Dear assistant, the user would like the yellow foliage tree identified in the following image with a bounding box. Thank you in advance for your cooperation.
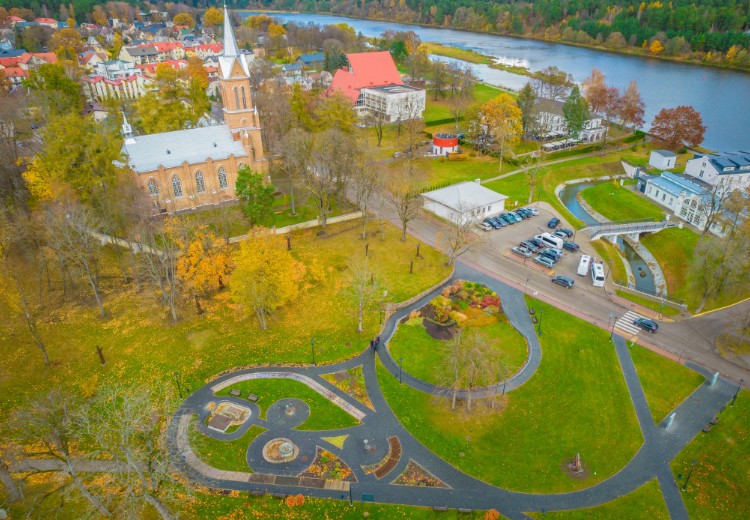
[480,94,523,172]
[173,13,195,28]
[229,231,305,330]
[649,39,664,54]
[202,7,223,28]
[176,226,231,314]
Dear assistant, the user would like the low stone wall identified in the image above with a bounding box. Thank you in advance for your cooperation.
[210,371,367,421]
[229,212,363,243]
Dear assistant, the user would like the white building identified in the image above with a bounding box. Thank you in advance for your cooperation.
[82,74,153,101]
[422,181,507,223]
[534,99,605,142]
[649,150,677,170]
[684,151,750,190]
[360,84,426,123]
[94,59,139,80]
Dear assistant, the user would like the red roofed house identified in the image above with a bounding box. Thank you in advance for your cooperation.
[34,18,59,29]
[7,16,25,27]
[327,51,425,122]
[2,67,28,85]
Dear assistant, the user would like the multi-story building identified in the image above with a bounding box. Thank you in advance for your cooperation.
[684,151,750,190]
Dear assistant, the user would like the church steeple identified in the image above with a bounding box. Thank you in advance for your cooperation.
[121,111,132,138]
[222,4,239,57]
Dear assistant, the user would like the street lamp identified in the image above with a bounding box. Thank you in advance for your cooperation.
[399,357,403,384]
[172,371,183,398]
[731,379,744,406]
[536,308,544,335]
[311,338,316,366]
[682,459,698,491]
[525,276,530,294]
[609,312,617,341]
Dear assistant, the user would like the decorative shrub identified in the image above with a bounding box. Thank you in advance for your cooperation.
[463,307,485,319]
[433,304,451,324]
[463,315,498,328]
[480,295,501,308]
[405,317,424,327]
[431,295,452,308]
[483,305,499,315]
[408,310,421,320]
[449,310,468,324]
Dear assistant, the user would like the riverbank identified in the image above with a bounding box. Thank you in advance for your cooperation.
[242,10,750,75]
[418,42,532,78]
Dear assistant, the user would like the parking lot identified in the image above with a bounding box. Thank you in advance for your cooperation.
[478,206,611,295]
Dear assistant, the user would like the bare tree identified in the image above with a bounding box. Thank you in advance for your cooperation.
[14,388,112,517]
[345,253,385,333]
[135,219,181,322]
[0,440,22,504]
[351,151,381,240]
[437,207,483,266]
[689,234,750,312]
[387,164,423,242]
[447,63,475,130]
[696,180,736,237]
[280,127,313,216]
[365,108,388,148]
[43,203,106,318]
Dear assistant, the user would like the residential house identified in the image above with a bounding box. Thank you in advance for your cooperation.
[82,74,153,101]
[94,59,138,80]
[533,98,605,142]
[422,181,508,222]
[649,150,677,170]
[327,51,425,121]
[119,45,160,65]
[297,52,324,67]
[78,51,109,72]
[34,18,59,29]
[684,151,750,190]
[2,67,27,85]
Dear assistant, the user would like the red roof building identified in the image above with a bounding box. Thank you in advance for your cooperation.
[327,51,403,103]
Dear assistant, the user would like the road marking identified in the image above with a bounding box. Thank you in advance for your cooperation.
[615,310,644,336]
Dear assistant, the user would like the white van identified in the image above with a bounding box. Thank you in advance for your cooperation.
[538,232,564,250]
[577,255,591,276]
[591,263,605,287]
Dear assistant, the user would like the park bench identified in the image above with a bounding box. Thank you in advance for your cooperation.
[250,490,264,496]
[433,506,448,511]
[458,508,473,514]
[272,493,286,499]
[230,389,241,397]
[246,393,259,402]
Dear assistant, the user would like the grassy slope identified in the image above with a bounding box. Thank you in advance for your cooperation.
[188,420,266,472]
[388,318,528,385]
[580,181,665,221]
[215,378,360,430]
[0,221,450,416]
[671,391,750,520]
[630,345,705,423]
[526,479,668,519]
[378,298,643,493]
[640,228,699,306]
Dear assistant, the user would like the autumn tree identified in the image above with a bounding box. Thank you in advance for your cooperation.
[50,27,83,61]
[618,80,646,130]
[24,63,83,117]
[562,86,590,140]
[650,106,706,150]
[532,66,573,100]
[279,128,313,215]
[437,207,483,266]
[516,82,536,135]
[0,85,29,207]
[136,218,181,322]
[92,5,108,25]
[235,167,275,226]
[689,234,750,312]
[387,163,423,242]
[230,231,304,330]
[176,226,231,314]
[314,90,357,133]
[173,12,195,28]
[446,62,475,130]
[345,253,385,333]
[351,151,381,240]
[202,7,223,27]
[581,68,608,116]
[481,94,523,172]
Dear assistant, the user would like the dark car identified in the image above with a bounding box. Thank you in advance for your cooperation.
[551,275,575,288]
[512,210,530,220]
[558,228,574,238]
[540,248,562,262]
[484,217,501,229]
[529,238,545,249]
[515,208,531,218]
[634,318,659,333]
[563,241,580,252]
[548,217,561,229]
[520,240,540,252]
[491,216,507,227]
[534,255,556,268]
[552,230,568,241]
[500,213,516,225]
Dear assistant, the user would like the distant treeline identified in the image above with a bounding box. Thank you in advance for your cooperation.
[243,0,750,67]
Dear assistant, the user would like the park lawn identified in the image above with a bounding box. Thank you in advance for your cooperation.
[215,378,360,430]
[590,240,628,283]
[419,42,493,65]
[377,298,643,493]
[388,317,528,386]
[629,346,705,423]
[188,419,265,472]
[580,182,665,221]
[422,155,513,188]
[640,228,699,307]
[671,390,750,520]
[0,221,450,417]
[614,290,682,316]
[526,479,668,519]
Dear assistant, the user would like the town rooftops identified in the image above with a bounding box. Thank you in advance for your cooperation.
[281,62,302,72]
[126,46,159,56]
[422,181,508,213]
[649,171,708,198]
[122,125,247,173]
[652,149,677,158]
[695,151,750,174]
[297,52,324,64]
[328,51,403,102]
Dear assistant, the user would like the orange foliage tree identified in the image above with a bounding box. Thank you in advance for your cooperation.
[176,226,231,314]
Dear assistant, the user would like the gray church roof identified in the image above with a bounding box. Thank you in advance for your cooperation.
[122,125,247,173]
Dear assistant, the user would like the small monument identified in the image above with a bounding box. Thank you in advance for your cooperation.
[569,452,583,474]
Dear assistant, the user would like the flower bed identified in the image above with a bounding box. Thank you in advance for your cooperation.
[300,447,356,482]
[321,365,374,411]
[393,460,449,488]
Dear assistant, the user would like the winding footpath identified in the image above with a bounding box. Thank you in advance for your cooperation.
[166,263,736,518]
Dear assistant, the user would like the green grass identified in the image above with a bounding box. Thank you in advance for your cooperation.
[671,390,750,520]
[388,318,528,386]
[590,240,627,283]
[377,298,643,493]
[580,181,665,222]
[615,290,682,316]
[215,378,360,430]
[640,228,699,306]
[188,418,265,472]
[527,479,668,519]
[629,345,705,423]
[0,221,450,418]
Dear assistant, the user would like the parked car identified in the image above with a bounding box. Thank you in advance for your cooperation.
[552,231,568,240]
[534,255,556,268]
[529,238,545,249]
[540,248,562,262]
[547,217,560,228]
[551,275,575,288]
[512,246,533,258]
[520,240,541,252]
[563,241,580,252]
[500,213,516,225]
[508,212,523,223]
[491,216,507,227]
[484,218,501,229]
[634,318,659,333]
[512,210,530,220]
[477,222,493,232]
[558,228,574,238]
[517,208,533,218]
[524,207,540,216]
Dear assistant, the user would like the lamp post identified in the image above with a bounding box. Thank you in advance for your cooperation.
[525,276,530,294]
[609,312,617,341]
[311,338,316,366]
[731,379,744,406]
[536,308,544,335]
[172,371,183,398]
[399,357,403,384]
[682,459,698,491]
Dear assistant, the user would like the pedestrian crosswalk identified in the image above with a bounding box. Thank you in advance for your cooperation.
[614,311,644,336]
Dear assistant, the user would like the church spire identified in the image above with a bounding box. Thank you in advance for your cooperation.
[223,4,239,57]
[121,111,132,138]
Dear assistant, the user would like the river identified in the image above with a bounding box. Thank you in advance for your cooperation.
[242,11,750,151]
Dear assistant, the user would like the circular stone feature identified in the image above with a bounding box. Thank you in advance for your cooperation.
[262,438,300,464]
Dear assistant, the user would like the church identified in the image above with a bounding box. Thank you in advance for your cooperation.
[121,8,265,214]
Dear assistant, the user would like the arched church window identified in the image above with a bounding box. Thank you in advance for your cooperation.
[195,172,205,193]
[147,179,158,197]
[218,168,228,189]
[172,176,183,197]
[241,86,247,109]
[234,87,239,109]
